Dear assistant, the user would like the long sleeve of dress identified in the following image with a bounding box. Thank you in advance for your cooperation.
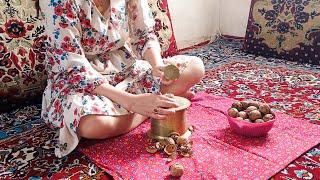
[127,0,161,59]
[42,0,106,94]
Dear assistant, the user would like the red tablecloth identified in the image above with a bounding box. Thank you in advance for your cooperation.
[80,93,320,179]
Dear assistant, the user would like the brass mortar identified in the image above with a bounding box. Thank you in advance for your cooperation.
[147,96,191,140]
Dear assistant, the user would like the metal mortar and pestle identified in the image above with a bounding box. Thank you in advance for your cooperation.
[147,65,192,140]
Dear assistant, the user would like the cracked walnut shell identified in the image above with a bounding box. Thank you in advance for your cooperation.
[169,132,180,141]
[164,144,177,155]
[146,146,157,154]
[176,136,188,146]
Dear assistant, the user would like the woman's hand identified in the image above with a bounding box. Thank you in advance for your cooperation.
[126,93,179,119]
[143,47,175,86]
[152,65,175,85]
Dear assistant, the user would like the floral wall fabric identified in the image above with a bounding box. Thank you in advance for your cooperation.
[0,0,177,112]
[149,0,178,57]
[244,0,320,65]
[0,0,47,112]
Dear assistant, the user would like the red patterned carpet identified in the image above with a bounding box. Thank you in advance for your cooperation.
[201,59,319,124]
[0,38,319,179]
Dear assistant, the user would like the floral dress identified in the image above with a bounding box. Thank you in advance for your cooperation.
[40,0,193,157]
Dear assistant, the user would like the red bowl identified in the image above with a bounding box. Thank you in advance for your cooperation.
[227,116,276,137]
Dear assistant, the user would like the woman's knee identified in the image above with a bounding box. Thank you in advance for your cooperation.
[77,115,115,139]
[186,56,205,82]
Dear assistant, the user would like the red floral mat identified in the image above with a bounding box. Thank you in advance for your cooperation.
[79,94,320,179]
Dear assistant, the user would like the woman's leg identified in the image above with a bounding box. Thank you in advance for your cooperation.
[77,113,147,139]
[161,56,205,98]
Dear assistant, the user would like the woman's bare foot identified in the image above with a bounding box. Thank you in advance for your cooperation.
[160,56,205,99]
[180,90,195,100]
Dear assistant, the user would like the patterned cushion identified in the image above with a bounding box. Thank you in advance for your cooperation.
[0,1,47,112]
[0,0,177,112]
[149,0,178,57]
[244,0,320,65]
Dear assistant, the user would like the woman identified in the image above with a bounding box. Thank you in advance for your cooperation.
[38,0,204,157]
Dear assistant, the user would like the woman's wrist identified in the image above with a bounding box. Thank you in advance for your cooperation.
[143,47,164,68]
[93,83,136,111]
[123,94,138,112]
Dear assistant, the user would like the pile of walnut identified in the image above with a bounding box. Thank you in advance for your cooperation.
[146,127,194,177]
[228,101,275,123]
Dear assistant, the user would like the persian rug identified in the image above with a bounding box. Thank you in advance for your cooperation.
[0,106,112,179]
[79,94,320,179]
[244,0,320,65]
[0,38,319,179]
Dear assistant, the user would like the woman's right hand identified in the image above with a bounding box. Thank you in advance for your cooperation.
[126,94,179,119]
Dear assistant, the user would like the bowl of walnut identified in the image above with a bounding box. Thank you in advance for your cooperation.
[227,101,276,137]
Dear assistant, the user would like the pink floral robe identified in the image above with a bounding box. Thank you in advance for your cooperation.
[40,0,195,157]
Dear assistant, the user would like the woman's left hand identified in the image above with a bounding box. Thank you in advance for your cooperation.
[152,65,175,85]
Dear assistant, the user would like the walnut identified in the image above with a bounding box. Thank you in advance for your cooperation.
[241,101,250,109]
[236,117,244,121]
[243,118,251,122]
[248,110,262,121]
[249,101,260,108]
[259,104,271,115]
[231,101,243,110]
[238,111,248,119]
[245,106,258,113]
[228,108,239,118]
[169,163,184,177]
[263,114,274,122]
[255,119,264,123]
